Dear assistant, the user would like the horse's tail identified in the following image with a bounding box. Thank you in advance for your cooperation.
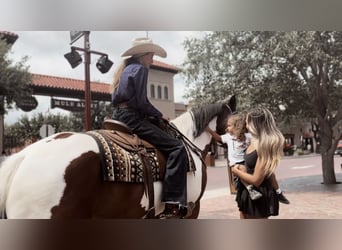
[0,153,25,218]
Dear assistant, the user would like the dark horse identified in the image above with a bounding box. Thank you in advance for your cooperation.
[0,97,235,218]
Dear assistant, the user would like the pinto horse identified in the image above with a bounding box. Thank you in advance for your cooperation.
[0,97,235,219]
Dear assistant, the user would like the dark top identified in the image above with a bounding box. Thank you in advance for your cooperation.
[111,62,162,118]
[244,150,258,174]
[235,149,279,217]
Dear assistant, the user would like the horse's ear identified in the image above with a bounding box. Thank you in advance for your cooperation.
[228,95,237,112]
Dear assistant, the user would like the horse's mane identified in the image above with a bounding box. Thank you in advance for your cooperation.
[190,103,224,137]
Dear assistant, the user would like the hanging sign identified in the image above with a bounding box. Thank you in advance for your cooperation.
[69,31,84,45]
[51,98,99,112]
[16,96,38,112]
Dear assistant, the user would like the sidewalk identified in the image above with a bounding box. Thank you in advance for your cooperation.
[198,157,342,219]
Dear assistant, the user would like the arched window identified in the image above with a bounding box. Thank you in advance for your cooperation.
[157,86,162,99]
[150,84,155,98]
[164,86,168,100]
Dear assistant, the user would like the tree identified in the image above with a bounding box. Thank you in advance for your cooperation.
[0,38,32,113]
[70,101,112,131]
[182,31,342,184]
[182,31,269,108]
[0,34,33,153]
[4,113,76,150]
[91,101,113,129]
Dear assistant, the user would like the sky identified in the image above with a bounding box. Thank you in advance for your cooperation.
[5,31,206,125]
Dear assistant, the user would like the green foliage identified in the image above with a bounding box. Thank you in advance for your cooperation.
[182,31,341,121]
[91,101,113,129]
[4,113,77,148]
[70,101,113,130]
[0,39,32,115]
[4,101,113,148]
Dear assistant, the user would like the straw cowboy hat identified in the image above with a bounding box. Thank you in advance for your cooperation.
[121,37,167,58]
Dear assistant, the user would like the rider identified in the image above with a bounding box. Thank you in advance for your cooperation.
[110,37,188,219]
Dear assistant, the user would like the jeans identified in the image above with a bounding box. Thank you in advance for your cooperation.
[112,108,188,205]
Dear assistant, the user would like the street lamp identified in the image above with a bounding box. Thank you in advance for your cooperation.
[65,47,113,72]
[64,31,113,131]
[96,55,113,73]
[64,49,82,68]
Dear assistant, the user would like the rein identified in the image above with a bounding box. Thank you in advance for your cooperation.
[167,121,207,167]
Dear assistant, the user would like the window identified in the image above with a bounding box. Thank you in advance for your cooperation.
[157,86,162,99]
[164,86,168,100]
[150,84,155,98]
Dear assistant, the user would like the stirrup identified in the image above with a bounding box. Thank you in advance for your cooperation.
[159,203,182,219]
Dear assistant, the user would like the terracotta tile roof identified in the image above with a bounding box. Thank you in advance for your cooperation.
[30,60,179,94]
[152,60,180,73]
[31,74,111,94]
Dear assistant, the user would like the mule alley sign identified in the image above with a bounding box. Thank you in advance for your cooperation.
[51,98,99,112]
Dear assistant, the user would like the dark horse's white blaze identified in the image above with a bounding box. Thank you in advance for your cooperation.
[0,100,234,219]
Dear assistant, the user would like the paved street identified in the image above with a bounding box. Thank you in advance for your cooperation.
[198,154,342,219]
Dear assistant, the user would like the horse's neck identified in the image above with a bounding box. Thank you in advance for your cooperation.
[171,113,216,151]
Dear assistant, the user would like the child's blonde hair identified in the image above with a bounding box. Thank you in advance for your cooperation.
[226,113,247,142]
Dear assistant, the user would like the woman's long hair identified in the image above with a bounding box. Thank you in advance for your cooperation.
[110,53,149,93]
[110,59,128,93]
[246,107,284,177]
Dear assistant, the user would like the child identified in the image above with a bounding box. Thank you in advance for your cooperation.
[206,112,290,204]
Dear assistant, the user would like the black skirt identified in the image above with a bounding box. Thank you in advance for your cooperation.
[235,177,279,218]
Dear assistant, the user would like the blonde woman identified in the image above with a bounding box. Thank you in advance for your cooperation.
[231,107,285,219]
[207,112,289,203]
[206,113,262,200]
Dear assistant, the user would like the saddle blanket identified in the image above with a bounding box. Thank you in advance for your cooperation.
[87,130,161,183]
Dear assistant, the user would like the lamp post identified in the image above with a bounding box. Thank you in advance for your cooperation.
[64,31,113,131]
[84,31,91,131]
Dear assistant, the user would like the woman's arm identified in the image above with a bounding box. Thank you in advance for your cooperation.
[231,159,265,187]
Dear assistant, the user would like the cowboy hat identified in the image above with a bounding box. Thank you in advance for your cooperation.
[121,37,167,58]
